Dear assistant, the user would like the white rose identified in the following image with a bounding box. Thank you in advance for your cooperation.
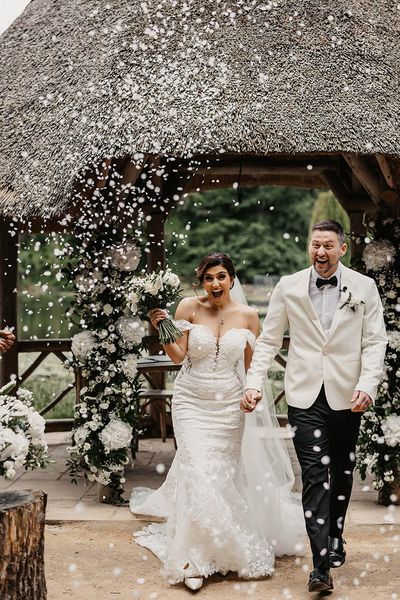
[144,276,162,295]
[103,304,113,315]
[116,317,145,344]
[5,467,16,480]
[71,331,96,361]
[99,419,132,452]
[163,270,180,289]
[73,426,88,446]
[121,355,138,379]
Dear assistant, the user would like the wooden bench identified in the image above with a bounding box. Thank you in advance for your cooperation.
[139,389,173,442]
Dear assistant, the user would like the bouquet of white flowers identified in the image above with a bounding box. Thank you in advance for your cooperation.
[0,382,50,480]
[127,268,183,344]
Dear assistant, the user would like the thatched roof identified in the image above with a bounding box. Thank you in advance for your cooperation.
[0,0,399,217]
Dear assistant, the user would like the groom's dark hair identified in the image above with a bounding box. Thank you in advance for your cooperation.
[312,220,345,245]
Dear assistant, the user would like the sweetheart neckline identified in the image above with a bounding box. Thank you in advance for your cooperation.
[190,322,253,342]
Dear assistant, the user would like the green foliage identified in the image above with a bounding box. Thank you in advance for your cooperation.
[356,216,400,493]
[308,191,351,265]
[19,233,73,290]
[165,186,316,281]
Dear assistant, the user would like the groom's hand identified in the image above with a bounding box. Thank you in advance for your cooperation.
[240,389,262,413]
[351,390,372,412]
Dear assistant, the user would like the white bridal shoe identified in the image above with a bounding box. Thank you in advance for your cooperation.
[184,577,204,591]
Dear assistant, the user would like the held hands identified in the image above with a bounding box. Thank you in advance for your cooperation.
[0,329,16,353]
[351,390,373,412]
[149,308,168,330]
[240,389,262,413]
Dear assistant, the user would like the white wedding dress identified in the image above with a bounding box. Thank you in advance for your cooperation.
[130,320,305,584]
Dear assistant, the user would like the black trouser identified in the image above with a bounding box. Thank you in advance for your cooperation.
[288,386,362,571]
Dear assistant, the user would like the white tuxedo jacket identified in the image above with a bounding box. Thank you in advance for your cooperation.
[246,264,387,410]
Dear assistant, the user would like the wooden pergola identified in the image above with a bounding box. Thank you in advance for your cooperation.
[1,149,399,431]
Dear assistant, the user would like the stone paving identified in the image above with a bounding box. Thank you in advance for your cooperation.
[0,432,398,526]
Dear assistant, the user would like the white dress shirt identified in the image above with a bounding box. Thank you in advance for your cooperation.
[309,263,342,337]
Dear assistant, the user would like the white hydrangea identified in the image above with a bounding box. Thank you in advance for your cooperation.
[71,331,96,361]
[381,415,400,447]
[0,429,29,462]
[27,411,46,442]
[99,420,133,452]
[121,354,138,379]
[107,241,141,271]
[363,239,396,271]
[116,316,145,344]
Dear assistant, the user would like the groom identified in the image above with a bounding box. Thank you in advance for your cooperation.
[242,220,387,592]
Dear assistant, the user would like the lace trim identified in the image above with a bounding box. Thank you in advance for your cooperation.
[172,319,193,332]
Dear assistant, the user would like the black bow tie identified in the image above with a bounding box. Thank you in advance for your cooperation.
[316,275,338,289]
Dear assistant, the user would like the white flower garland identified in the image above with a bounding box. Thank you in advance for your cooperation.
[65,232,145,504]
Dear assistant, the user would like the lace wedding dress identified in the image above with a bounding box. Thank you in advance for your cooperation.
[130,320,305,584]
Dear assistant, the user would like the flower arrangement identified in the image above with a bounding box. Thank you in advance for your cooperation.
[357,216,400,504]
[339,288,364,312]
[0,382,50,480]
[126,268,182,344]
[64,227,146,504]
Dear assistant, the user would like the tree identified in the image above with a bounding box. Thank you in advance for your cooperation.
[308,191,351,265]
[165,186,316,281]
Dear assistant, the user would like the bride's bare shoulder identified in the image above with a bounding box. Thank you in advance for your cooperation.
[235,303,258,317]
[175,296,202,320]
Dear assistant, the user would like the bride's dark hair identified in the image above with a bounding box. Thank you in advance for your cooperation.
[195,252,236,286]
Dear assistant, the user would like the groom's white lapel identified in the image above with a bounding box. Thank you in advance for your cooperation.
[297,267,325,339]
[327,264,354,340]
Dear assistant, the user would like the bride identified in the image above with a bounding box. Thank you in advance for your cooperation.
[130,252,305,590]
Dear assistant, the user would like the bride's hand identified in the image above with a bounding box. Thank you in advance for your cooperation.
[149,308,168,329]
[240,389,262,413]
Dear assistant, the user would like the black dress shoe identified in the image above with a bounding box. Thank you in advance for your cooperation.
[329,536,346,568]
[308,569,333,592]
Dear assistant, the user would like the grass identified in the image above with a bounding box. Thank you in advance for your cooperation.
[19,353,76,419]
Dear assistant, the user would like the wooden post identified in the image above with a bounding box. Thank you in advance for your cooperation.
[0,217,18,386]
[348,210,367,265]
[0,490,47,600]
[145,208,167,435]
[146,209,166,273]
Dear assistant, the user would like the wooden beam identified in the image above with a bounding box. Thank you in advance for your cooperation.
[186,172,327,193]
[320,170,376,213]
[375,154,395,188]
[342,153,385,207]
[0,218,18,385]
[194,161,335,177]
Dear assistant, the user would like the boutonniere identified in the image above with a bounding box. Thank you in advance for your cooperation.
[339,287,365,312]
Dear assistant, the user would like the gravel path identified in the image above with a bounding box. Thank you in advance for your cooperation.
[46,521,399,599]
